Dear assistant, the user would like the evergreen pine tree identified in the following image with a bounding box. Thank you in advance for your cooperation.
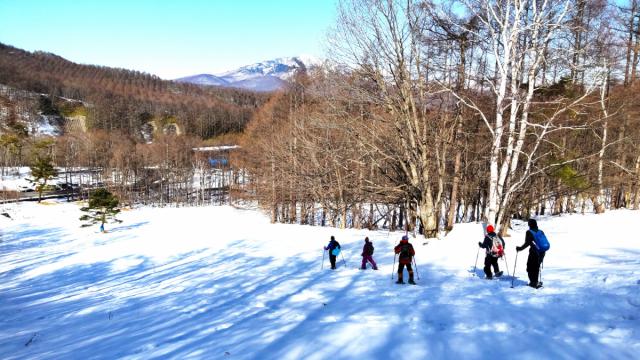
[79,188,122,230]
[28,156,58,203]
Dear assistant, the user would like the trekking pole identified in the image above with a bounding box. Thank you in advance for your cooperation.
[391,254,397,281]
[502,252,511,279]
[472,247,480,276]
[341,251,348,268]
[511,251,519,288]
[412,257,421,280]
[321,249,325,270]
[539,260,544,285]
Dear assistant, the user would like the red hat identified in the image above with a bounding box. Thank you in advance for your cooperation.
[486,225,495,233]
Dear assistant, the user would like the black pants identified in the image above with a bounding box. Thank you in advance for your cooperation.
[397,263,414,281]
[484,255,500,278]
[329,254,337,269]
[526,251,545,285]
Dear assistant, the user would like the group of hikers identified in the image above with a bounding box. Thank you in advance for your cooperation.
[324,218,549,289]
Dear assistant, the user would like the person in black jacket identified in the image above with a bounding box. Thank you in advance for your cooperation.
[516,219,545,288]
[360,237,378,270]
[478,224,505,279]
[324,236,341,270]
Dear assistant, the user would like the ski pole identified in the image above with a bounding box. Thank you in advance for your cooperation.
[392,254,396,281]
[321,248,326,270]
[502,252,511,279]
[412,256,420,280]
[341,251,347,268]
[473,247,480,276]
[539,259,544,285]
[511,251,519,288]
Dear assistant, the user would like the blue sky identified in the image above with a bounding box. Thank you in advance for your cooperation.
[0,0,336,79]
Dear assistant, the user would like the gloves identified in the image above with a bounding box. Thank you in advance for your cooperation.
[478,242,483,247]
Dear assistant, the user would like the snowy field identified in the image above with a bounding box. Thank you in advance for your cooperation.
[0,202,638,359]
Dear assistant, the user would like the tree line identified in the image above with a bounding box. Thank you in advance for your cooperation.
[237,0,640,237]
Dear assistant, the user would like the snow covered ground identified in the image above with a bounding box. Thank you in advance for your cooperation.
[0,202,638,359]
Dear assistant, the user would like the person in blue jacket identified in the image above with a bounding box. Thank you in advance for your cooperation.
[324,236,341,270]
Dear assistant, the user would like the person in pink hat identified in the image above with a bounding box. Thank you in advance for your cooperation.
[360,237,378,270]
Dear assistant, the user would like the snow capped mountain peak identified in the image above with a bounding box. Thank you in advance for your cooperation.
[175,73,228,86]
[219,56,317,82]
[176,56,323,92]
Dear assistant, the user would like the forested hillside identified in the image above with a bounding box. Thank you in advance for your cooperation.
[0,43,268,207]
[0,42,267,138]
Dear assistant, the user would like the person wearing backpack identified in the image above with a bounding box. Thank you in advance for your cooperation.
[478,224,505,280]
[394,235,416,284]
[360,237,378,270]
[516,219,548,288]
[324,236,341,270]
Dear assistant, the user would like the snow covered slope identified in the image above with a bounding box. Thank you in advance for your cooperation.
[176,56,321,92]
[0,202,638,359]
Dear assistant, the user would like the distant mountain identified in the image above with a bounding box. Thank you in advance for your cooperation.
[176,56,322,92]
[175,74,229,87]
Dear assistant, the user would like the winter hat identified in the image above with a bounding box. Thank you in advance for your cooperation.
[527,219,538,230]
[331,235,335,241]
[364,237,369,242]
[402,235,409,241]
[486,225,495,233]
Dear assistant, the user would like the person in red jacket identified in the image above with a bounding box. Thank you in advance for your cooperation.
[394,235,416,284]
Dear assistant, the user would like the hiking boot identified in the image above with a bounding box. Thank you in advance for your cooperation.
[373,267,379,270]
[495,271,503,277]
[408,280,416,285]
[360,267,366,270]
[395,280,405,284]
[486,276,493,280]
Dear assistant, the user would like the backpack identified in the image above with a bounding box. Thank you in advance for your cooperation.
[331,241,341,256]
[399,243,411,258]
[364,242,374,256]
[488,234,504,258]
[529,229,550,253]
